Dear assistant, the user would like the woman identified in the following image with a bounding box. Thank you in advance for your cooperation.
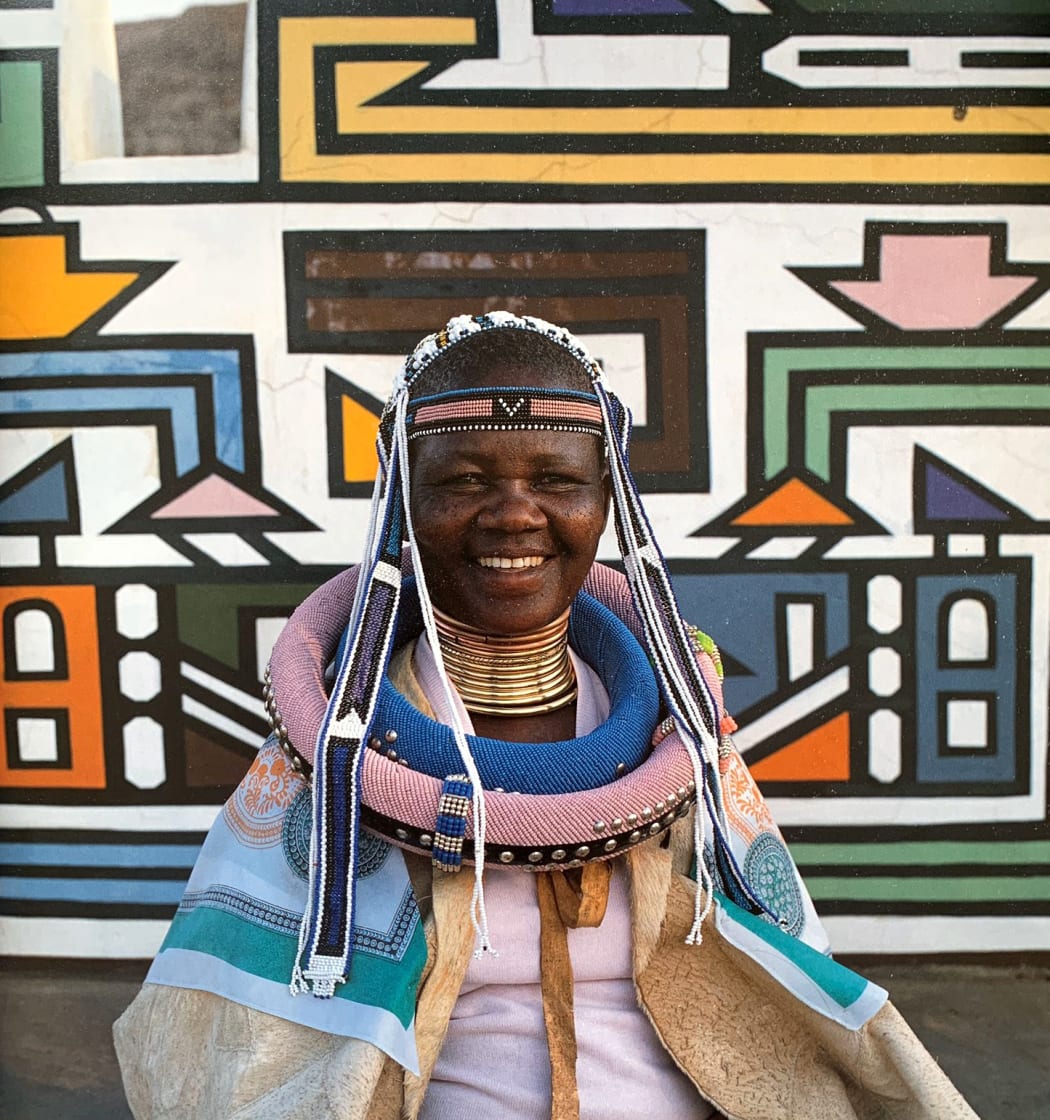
[116,312,977,1119]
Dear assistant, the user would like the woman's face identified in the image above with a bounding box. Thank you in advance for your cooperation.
[410,423,609,636]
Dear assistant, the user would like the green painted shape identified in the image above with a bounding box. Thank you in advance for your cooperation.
[176,583,318,668]
[761,346,1050,480]
[806,383,1050,480]
[790,840,1050,866]
[716,893,869,1008]
[806,876,1050,902]
[795,0,1047,11]
[0,61,45,189]
[161,903,425,1028]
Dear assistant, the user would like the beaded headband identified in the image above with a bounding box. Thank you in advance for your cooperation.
[291,312,762,999]
[405,386,604,441]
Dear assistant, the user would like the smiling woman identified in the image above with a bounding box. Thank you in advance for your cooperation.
[114,313,978,1120]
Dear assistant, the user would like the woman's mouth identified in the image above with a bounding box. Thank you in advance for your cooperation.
[476,555,547,570]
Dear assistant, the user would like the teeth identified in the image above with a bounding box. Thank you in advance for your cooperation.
[478,556,545,569]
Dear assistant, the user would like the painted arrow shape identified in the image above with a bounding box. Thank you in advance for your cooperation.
[0,233,140,340]
[829,234,1038,330]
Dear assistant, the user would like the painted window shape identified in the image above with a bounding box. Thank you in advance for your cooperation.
[939,694,997,756]
[940,592,995,668]
[915,575,1016,786]
[776,594,826,685]
[4,709,72,770]
[3,600,69,681]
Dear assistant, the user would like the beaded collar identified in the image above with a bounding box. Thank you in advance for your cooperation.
[269,580,699,873]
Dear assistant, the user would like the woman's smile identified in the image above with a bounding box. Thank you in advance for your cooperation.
[475,554,547,570]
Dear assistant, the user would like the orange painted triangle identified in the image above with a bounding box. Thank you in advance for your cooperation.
[749,711,850,782]
[341,394,381,484]
[731,477,855,528]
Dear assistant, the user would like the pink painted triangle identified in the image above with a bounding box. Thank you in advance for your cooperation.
[150,474,281,519]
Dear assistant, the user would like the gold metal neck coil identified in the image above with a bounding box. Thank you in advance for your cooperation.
[432,606,577,717]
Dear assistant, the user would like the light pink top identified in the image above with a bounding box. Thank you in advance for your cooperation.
[415,636,714,1120]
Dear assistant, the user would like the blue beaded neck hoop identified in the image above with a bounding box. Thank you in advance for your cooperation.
[292,311,762,999]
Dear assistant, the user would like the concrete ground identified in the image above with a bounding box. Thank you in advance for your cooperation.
[1,959,1047,1118]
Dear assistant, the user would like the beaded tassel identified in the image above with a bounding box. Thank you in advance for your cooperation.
[432,774,473,873]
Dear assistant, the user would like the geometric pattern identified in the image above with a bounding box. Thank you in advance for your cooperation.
[1,0,1047,959]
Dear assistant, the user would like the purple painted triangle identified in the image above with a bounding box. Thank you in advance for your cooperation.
[925,462,1010,522]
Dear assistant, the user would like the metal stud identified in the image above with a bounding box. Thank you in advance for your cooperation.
[615,762,627,777]
[611,817,623,830]
[629,830,642,843]
[593,820,607,834]
[551,849,566,861]
[574,845,590,859]
[419,834,432,848]
[395,828,408,841]
[648,821,661,835]
[385,729,398,743]
[654,800,665,814]
[527,851,543,863]
[398,758,409,767]
[603,838,617,852]
[677,786,688,799]
[369,737,382,750]
[626,813,639,826]
[641,806,653,820]
[499,850,514,863]
[386,749,398,761]
[687,780,696,793]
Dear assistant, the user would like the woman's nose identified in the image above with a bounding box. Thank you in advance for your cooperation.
[475,483,546,533]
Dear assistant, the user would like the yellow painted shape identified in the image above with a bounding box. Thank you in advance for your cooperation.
[283,151,1050,186]
[279,14,1049,186]
[335,61,435,134]
[279,17,476,181]
[0,235,139,340]
[341,394,380,484]
[334,65,1050,137]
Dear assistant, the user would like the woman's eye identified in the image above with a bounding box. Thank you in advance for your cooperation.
[444,473,486,488]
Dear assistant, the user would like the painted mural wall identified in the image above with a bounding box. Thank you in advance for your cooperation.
[1,0,1048,960]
